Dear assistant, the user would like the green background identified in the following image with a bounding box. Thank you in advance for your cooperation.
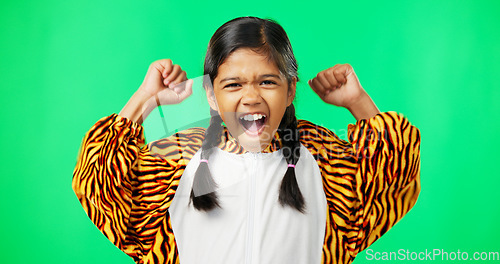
[1,0,499,263]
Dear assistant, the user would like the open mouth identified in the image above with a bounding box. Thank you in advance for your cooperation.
[238,113,267,136]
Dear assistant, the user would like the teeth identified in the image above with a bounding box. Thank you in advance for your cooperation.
[240,113,266,121]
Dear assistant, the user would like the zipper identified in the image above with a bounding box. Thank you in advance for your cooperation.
[245,152,258,264]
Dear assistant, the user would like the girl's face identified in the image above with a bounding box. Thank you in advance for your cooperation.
[207,48,296,152]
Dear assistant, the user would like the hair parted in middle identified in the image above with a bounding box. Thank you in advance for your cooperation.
[191,16,305,213]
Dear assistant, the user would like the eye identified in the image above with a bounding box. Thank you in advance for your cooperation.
[261,80,277,86]
[224,83,241,88]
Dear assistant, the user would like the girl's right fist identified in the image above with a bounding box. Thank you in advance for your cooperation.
[138,59,193,105]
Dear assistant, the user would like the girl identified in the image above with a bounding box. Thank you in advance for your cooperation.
[73,16,420,264]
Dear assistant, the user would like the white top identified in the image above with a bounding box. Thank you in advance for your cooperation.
[168,144,327,264]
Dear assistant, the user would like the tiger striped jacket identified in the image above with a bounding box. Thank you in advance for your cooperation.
[72,111,420,264]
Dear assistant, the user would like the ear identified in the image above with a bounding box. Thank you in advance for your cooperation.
[287,77,297,107]
[205,87,218,111]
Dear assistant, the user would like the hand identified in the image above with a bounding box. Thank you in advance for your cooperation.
[138,59,193,105]
[308,64,366,109]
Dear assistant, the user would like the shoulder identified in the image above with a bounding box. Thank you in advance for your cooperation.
[346,111,420,143]
[144,127,206,160]
[151,127,206,145]
[297,119,350,148]
[297,119,333,137]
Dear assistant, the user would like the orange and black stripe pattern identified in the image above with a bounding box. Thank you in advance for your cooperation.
[72,111,420,264]
[298,111,420,263]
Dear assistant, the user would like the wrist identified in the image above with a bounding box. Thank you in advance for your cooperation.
[135,88,155,107]
[345,91,369,110]
[119,89,156,125]
[346,92,380,121]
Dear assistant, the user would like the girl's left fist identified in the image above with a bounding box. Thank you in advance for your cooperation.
[308,64,366,108]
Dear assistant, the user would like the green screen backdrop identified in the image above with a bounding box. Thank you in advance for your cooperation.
[1,0,499,263]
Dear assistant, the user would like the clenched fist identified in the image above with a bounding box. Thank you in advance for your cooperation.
[119,59,194,124]
[138,59,193,105]
[309,63,380,121]
[308,64,366,109]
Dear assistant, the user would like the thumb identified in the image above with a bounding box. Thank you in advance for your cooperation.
[176,79,193,101]
[343,64,356,81]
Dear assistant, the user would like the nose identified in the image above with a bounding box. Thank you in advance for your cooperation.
[241,85,262,106]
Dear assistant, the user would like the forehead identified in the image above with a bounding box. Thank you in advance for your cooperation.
[216,48,281,79]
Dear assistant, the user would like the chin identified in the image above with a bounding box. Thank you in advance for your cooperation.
[237,135,265,152]
[237,127,276,152]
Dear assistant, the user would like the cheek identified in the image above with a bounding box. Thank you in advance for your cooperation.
[267,89,289,108]
[271,107,287,126]
[213,91,229,111]
[213,93,239,127]
[268,95,289,126]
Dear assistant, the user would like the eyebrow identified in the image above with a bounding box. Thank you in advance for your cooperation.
[219,74,281,83]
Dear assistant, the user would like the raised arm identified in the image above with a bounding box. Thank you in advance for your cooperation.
[346,111,420,254]
[72,113,146,258]
[309,65,420,257]
[72,59,193,261]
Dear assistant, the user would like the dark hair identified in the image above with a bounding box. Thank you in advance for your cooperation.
[190,16,305,213]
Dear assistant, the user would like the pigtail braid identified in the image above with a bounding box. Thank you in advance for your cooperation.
[277,104,306,213]
[190,109,224,211]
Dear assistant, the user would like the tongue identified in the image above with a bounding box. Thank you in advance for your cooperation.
[241,116,266,133]
[246,121,259,132]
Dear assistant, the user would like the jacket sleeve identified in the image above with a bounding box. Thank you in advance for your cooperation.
[72,113,182,261]
[347,111,421,255]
